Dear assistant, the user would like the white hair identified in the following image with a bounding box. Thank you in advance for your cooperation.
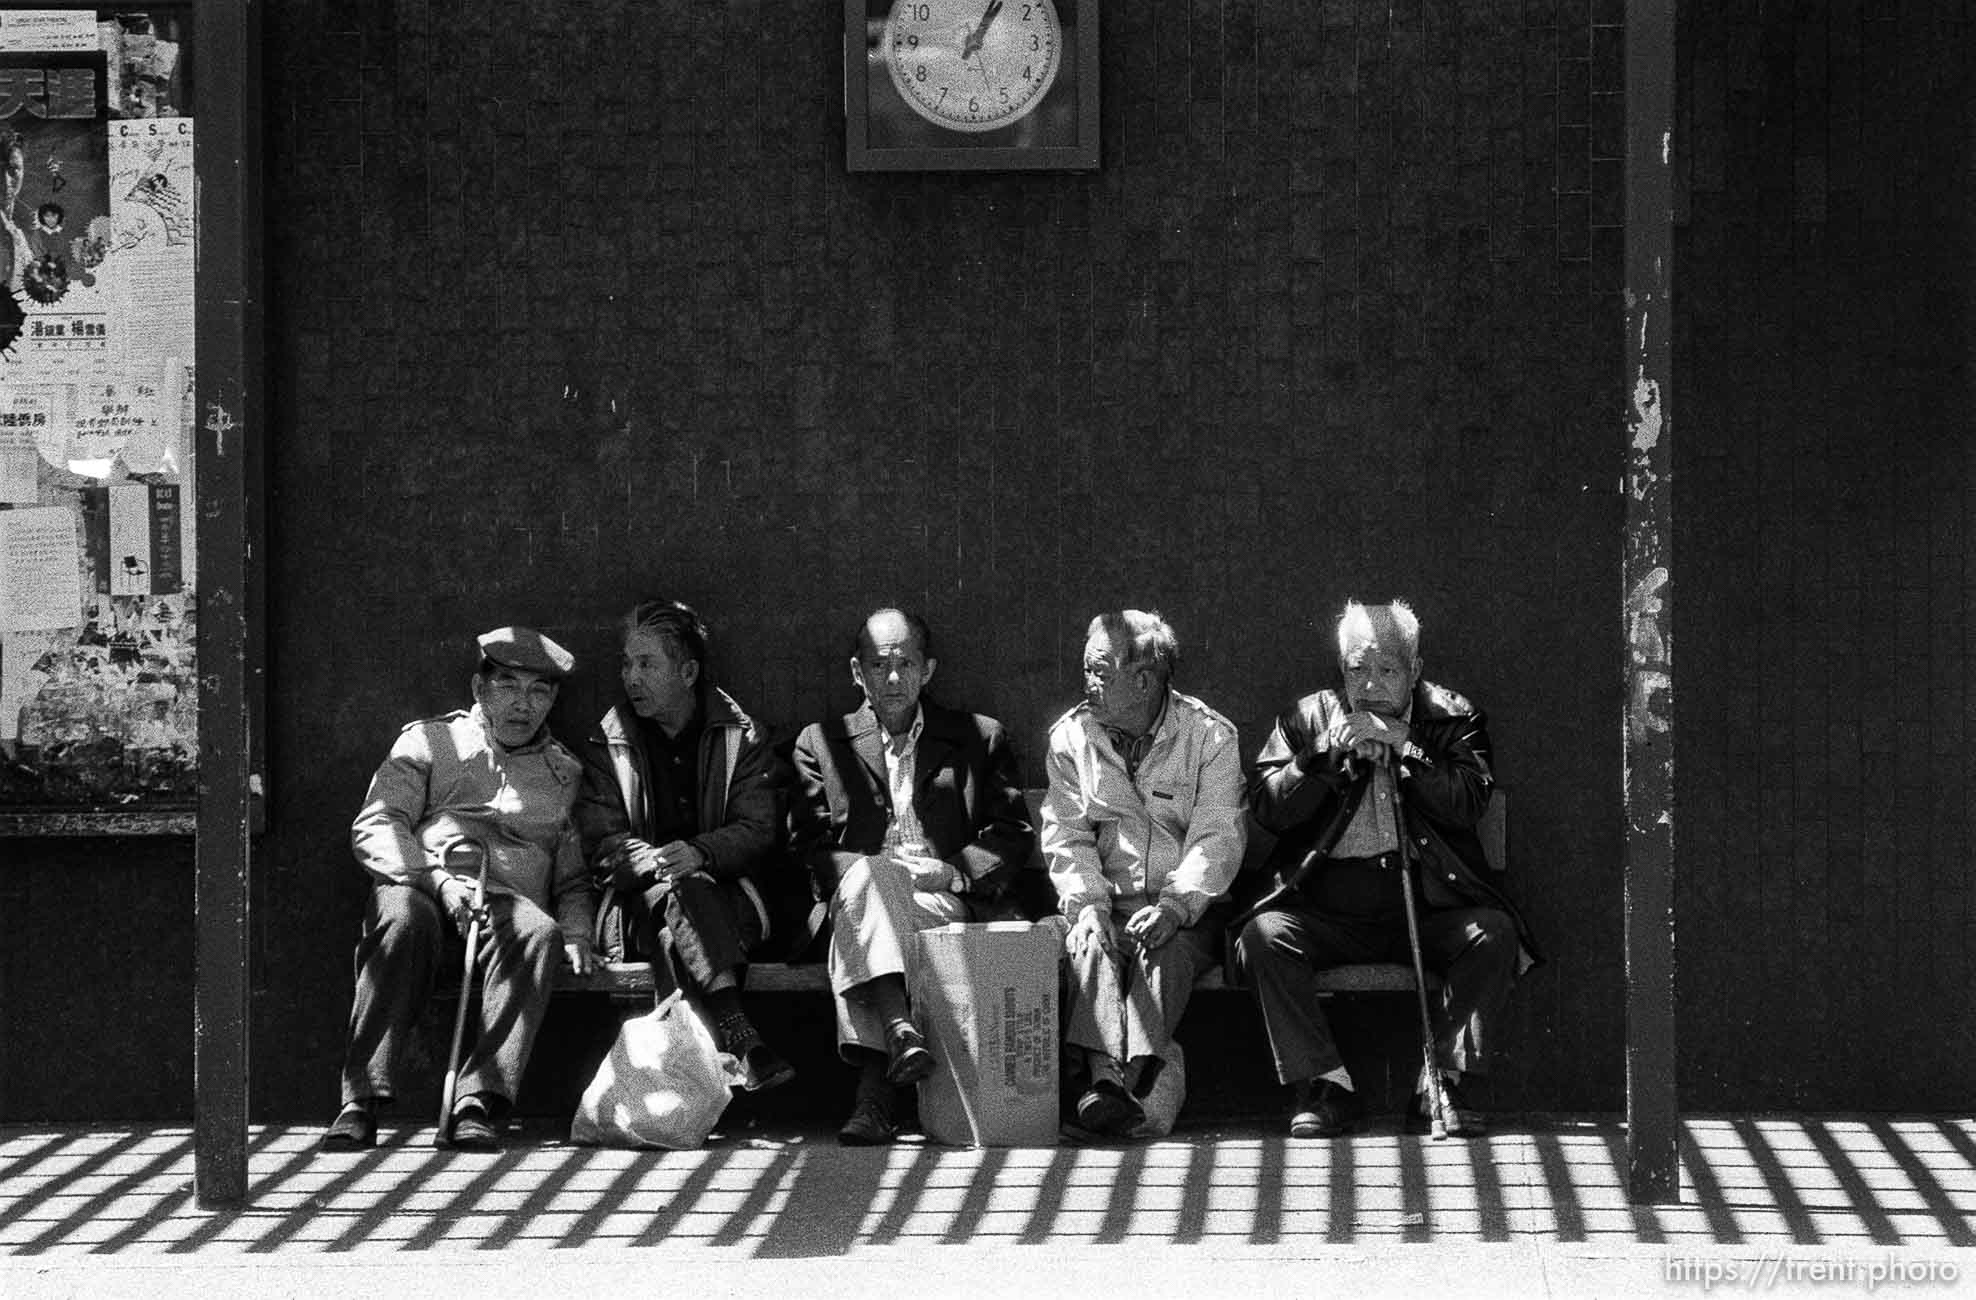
[1337,599,1421,665]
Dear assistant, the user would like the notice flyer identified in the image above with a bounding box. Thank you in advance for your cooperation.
[108,116,193,372]
[0,503,83,630]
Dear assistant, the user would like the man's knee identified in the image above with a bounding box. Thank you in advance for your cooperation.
[366,884,443,948]
[1461,908,1518,971]
[503,898,561,955]
[1231,911,1297,982]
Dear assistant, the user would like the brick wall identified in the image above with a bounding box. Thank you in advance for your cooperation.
[1673,1,1972,1108]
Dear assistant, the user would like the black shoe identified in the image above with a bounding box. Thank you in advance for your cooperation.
[447,1098,500,1151]
[738,1042,796,1092]
[1407,1076,1485,1137]
[884,1021,936,1086]
[837,1091,898,1146]
[1074,1079,1144,1139]
[320,1101,376,1151]
[1288,1079,1363,1139]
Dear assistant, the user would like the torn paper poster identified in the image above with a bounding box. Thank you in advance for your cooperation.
[0,502,83,629]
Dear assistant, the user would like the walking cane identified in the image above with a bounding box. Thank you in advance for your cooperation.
[435,839,490,1148]
[1390,756,1451,1141]
[1397,851,1451,1140]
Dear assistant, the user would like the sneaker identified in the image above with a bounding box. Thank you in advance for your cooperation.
[1407,1076,1485,1137]
[1074,1079,1144,1139]
[320,1101,376,1151]
[837,1091,898,1146]
[1288,1079,1363,1139]
[884,1020,936,1086]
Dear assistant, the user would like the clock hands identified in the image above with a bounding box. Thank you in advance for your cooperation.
[959,0,1003,65]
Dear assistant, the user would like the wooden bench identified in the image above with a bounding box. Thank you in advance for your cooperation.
[556,790,1505,1004]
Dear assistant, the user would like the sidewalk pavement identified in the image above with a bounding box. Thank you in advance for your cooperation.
[4,1115,1972,1299]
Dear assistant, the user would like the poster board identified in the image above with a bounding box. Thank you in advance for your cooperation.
[0,7,198,829]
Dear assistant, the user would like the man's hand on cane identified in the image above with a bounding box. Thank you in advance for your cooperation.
[437,876,486,939]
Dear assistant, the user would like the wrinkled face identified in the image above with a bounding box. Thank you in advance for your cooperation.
[1339,640,1419,717]
[853,612,935,736]
[1082,630,1158,732]
[473,665,558,747]
[620,628,699,721]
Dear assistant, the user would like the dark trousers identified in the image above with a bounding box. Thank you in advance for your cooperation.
[1230,873,1518,1085]
[619,872,763,1006]
[339,883,559,1109]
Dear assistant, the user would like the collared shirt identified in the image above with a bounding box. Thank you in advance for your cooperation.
[1328,702,1414,860]
[1041,689,1247,926]
[636,709,703,845]
[879,706,928,854]
[1100,693,1169,783]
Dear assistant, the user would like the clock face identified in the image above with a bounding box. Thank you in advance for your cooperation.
[884,0,1062,134]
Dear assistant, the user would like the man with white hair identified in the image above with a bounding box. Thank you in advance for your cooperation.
[1043,609,1247,1139]
[1231,600,1540,1139]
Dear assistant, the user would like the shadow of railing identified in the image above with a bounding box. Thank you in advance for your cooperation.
[1,1115,1969,1257]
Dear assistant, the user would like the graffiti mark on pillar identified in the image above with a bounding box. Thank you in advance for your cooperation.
[205,402,236,458]
[1626,565,1671,739]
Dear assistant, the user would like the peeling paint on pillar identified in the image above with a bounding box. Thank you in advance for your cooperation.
[1624,0,1679,1206]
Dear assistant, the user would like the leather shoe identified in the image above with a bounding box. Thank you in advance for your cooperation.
[884,1021,936,1086]
[837,1092,898,1146]
[738,1042,796,1093]
[320,1102,376,1150]
[447,1099,500,1151]
[1074,1079,1144,1138]
[1288,1079,1363,1139]
[1407,1076,1485,1137]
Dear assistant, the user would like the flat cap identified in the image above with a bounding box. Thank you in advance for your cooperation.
[476,626,575,679]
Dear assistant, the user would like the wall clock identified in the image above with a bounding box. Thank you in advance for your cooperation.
[845,0,1099,172]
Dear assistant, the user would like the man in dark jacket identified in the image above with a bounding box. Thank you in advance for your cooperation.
[790,607,1040,1146]
[1231,600,1539,1139]
[574,598,798,1092]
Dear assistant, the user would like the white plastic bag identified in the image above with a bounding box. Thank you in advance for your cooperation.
[570,991,741,1149]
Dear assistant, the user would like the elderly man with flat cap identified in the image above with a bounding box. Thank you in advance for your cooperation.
[321,626,596,1152]
[1232,600,1540,1140]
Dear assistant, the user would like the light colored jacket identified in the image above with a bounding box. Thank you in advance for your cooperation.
[1041,689,1248,926]
[349,705,593,946]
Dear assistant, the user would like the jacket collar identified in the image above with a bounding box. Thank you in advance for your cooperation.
[595,683,748,748]
[845,698,965,790]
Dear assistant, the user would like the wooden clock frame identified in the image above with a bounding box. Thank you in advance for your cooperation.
[844,0,1100,172]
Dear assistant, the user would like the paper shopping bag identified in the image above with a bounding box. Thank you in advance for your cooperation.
[909,920,1063,1147]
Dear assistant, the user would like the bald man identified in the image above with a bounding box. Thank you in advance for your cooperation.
[790,608,1042,1145]
[1231,600,1541,1139]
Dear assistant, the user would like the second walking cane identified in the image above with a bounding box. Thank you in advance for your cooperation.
[1393,759,1452,1140]
[435,839,491,1148]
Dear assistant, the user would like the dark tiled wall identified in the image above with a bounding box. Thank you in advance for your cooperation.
[1673,1,1972,1107]
[25,0,1644,1120]
[253,0,1628,1117]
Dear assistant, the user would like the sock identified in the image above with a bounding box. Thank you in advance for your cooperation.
[1321,1066,1354,1092]
[705,984,744,1019]
[1087,1050,1125,1089]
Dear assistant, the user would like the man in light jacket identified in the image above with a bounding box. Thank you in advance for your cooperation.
[1043,609,1247,1139]
[574,598,798,1092]
[323,626,594,1152]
